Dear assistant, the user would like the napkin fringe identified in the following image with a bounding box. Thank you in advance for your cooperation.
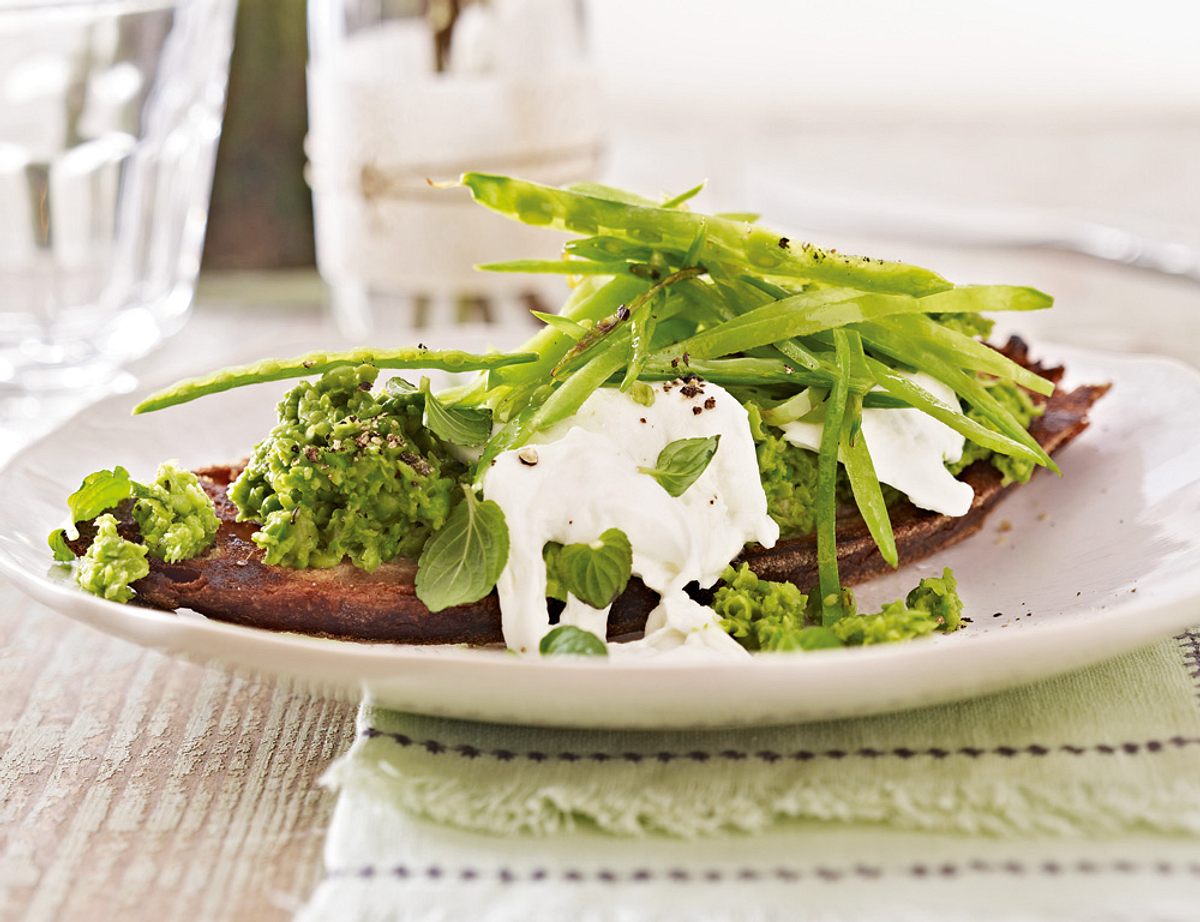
[325,757,1200,839]
[302,883,944,922]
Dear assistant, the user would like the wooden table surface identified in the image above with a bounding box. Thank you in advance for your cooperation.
[0,581,355,921]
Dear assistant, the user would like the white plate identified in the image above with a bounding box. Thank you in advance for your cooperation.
[1,343,1198,729]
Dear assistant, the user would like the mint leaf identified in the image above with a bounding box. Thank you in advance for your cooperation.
[48,529,75,562]
[639,435,720,497]
[415,486,509,612]
[550,528,632,609]
[539,625,608,657]
[420,378,492,447]
[68,466,135,524]
[51,465,138,559]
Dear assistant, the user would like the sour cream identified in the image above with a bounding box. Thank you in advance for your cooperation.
[481,381,779,656]
[778,372,973,517]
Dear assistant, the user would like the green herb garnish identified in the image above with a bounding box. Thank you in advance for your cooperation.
[66,466,134,528]
[415,486,510,612]
[48,465,136,557]
[639,435,720,498]
[539,625,608,657]
[420,377,492,447]
[546,528,632,609]
[49,529,75,562]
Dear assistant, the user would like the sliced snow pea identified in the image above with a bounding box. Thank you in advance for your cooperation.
[874,312,1054,396]
[816,331,853,625]
[551,267,704,377]
[637,356,824,387]
[658,288,930,361]
[459,173,952,295]
[492,275,649,387]
[856,321,1055,470]
[838,333,898,569]
[135,348,536,414]
[476,258,637,276]
[865,357,1045,465]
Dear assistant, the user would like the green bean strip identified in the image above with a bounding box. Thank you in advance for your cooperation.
[706,271,826,373]
[865,358,1044,463]
[857,322,1055,469]
[772,339,825,374]
[874,313,1055,396]
[660,181,705,209]
[563,236,664,263]
[476,258,636,275]
[838,333,898,568]
[472,403,540,486]
[460,173,952,295]
[553,286,700,383]
[906,349,1057,472]
[621,290,660,390]
[919,284,1053,314]
[659,289,930,361]
[683,222,708,266]
[816,331,853,625]
[564,181,661,207]
[134,348,537,414]
[528,346,630,440]
[492,275,649,387]
[550,309,633,376]
[638,356,825,387]
[530,311,588,341]
[862,393,912,410]
[552,267,704,377]
[676,277,738,325]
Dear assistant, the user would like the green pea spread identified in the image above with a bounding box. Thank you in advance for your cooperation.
[75,514,150,603]
[58,461,219,602]
[134,461,221,563]
[229,365,465,571]
[714,563,962,652]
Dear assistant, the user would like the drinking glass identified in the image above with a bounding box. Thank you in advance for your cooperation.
[0,0,237,396]
[307,0,602,338]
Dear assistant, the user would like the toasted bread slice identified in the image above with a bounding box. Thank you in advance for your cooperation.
[70,338,1109,644]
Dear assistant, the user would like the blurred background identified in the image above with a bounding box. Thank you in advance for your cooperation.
[206,0,1200,345]
[2,0,1198,450]
[207,0,1200,265]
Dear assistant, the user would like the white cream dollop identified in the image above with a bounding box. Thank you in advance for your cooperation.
[481,381,779,656]
[778,371,974,517]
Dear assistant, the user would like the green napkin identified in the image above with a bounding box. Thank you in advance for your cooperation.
[327,631,1200,838]
[301,631,1200,921]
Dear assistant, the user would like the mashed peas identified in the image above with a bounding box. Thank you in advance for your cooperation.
[747,404,898,538]
[230,365,466,571]
[133,461,220,563]
[713,563,963,652]
[75,514,150,602]
[55,461,218,603]
[746,403,822,538]
[948,379,1045,485]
